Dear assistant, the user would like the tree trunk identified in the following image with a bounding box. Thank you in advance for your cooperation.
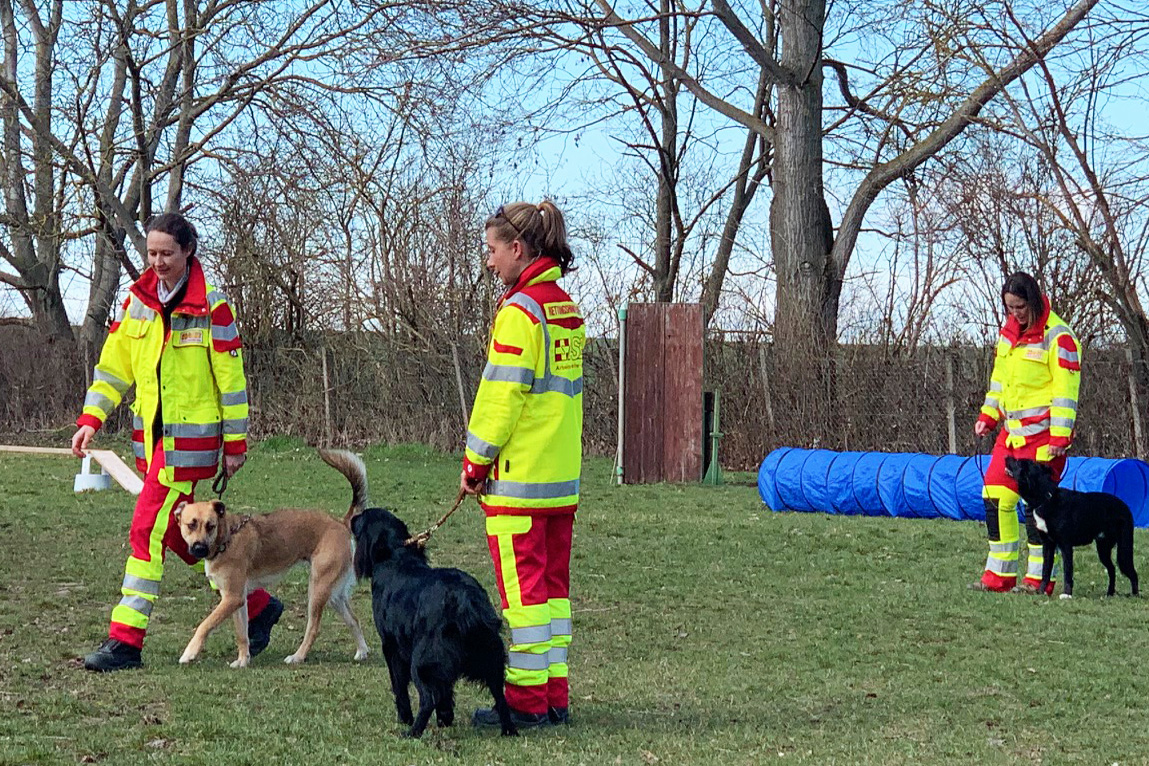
[769,0,831,351]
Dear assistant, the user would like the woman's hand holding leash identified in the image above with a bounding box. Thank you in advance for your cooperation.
[224,452,246,477]
[460,471,484,497]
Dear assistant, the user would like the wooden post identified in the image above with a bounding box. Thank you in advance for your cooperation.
[945,351,957,454]
[321,345,332,446]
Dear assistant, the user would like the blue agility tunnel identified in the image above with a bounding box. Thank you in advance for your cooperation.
[757,448,1149,527]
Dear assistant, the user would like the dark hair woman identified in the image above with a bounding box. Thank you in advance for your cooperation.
[971,271,1082,595]
[71,212,283,671]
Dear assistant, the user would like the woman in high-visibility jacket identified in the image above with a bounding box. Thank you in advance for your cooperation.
[971,271,1081,594]
[463,200,584,730]
[71,213,282,671]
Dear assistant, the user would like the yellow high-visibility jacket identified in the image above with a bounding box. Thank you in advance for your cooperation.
[463,258,584,514]
[978,298,1081,451]
[77,257,249,485]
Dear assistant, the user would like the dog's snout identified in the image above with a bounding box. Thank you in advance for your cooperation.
[189,541,210,559]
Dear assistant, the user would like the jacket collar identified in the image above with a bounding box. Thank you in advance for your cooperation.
[499,257,561,306]
[1000,295,1050,345]
[131,256,210,315]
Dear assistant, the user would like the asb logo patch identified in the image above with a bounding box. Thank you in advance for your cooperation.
[553,336,584,363]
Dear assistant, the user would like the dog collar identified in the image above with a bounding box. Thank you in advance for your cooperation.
[208,515,253,560]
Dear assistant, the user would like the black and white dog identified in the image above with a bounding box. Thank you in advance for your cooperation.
[1006,456,1139,599]
[350,506,517,737]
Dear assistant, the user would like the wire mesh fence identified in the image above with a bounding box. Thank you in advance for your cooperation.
[3,326,1145,471]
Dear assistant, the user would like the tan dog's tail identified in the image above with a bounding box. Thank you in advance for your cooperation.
[318,449,370,525]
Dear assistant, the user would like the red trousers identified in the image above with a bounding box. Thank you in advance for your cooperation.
[108,443,270,648]
[484,511,574,715]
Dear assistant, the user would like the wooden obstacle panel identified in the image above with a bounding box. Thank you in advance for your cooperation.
[623,303,703,483]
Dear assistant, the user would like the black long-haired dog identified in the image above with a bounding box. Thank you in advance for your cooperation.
[320,449,516,737]
[1006,456,1139,598]
[349,507,517,737]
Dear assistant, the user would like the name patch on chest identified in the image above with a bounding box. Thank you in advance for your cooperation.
[1024,348,1045,361]
[175,329,205,346]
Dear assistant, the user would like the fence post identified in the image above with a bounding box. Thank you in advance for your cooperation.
[945,350,957,454]
[321,345,332,447]
[1127,347,1146,460]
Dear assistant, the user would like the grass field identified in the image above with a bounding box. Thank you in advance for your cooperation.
[4,437,1149,765]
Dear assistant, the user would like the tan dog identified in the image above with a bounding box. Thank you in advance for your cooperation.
[174,499,370,668]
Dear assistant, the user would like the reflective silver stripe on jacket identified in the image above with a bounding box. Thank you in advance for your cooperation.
[220,390,248,406]
[84,391,114,413]
[166,449,221,467]
[467,431,500,459]
[989,381,1003,392]
[531,375,583,397]
[551,617,572,636]
[486,479,580,499]
[211,322,239,343]
[171,315,210,331]
[483,363,534,387]
[206,289,227,306]
[1006,406,1049,420]
[117,594,154,617]
[548,647,568,664]
[123,574,161,596]
[164,422,222,438]
[1058,347,1079,363]
[128,301,157,321]
[1044,324,1073,347]
[510,625,552,645]
[1006,420,1050,437]
[132,415,144,430]
[508,651,550,671]
[94,368,130,395]
[223,417,248,435]
[1050,416,1075,429]
[982,396,999,411]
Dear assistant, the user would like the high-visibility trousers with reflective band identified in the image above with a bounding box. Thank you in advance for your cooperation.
[980,431,1065,590]
[108,443,270,649]
[484,511,573,715]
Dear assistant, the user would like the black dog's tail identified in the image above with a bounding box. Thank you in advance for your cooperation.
[318,449,370,524]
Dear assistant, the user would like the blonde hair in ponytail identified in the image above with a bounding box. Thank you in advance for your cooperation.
[485,200,575,274]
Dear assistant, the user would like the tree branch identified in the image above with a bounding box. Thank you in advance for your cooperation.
[831,0,1101,286]
[710,0,794,86]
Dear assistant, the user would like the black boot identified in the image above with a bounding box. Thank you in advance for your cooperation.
[83,639,142,672]
[472,707,550,729]
[548,706,570,725]
[247,596,284,657]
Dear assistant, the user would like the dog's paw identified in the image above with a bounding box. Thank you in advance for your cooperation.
[178,650,197,665]
[1059,593,1073,600]
[230,656,250,669]
[353,648,369,661]
[284,653,306,665]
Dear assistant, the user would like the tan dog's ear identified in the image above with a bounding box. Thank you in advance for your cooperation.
[211,499,226,517]
[174,501,187,519]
